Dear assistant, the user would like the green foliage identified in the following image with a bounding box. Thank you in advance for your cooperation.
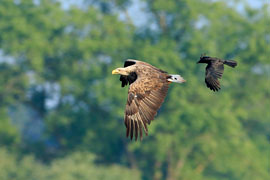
[0,148,140,180]
[0,0,269,180]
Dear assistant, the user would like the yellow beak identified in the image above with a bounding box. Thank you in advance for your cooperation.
[112,69,119,74]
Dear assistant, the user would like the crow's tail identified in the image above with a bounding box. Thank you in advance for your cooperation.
[224,60,237,68]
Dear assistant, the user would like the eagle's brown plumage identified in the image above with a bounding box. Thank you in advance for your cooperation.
[197,55,237,91]
[125,70,169,140]
[112,59,185,140]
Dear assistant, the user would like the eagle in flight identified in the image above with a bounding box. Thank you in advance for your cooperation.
[112,59,186,140]
[197,55,237,91]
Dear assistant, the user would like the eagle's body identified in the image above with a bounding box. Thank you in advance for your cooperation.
[197,56,237,91]
[112,59,185,140]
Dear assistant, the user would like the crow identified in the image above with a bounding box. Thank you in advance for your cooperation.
[197,55,237,91]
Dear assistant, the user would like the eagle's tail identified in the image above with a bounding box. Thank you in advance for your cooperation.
[167,74,186,83]
[224,60,237,68]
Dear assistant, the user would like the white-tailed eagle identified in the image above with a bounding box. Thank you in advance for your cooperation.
[112,59,186,140]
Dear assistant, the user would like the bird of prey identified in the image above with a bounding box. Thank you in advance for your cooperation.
[112,59,186,140]
[197,55,237,91]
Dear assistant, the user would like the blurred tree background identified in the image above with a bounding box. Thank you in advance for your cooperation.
[0,0,269,179]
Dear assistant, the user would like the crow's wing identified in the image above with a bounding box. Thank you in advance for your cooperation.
[205,61,224,91]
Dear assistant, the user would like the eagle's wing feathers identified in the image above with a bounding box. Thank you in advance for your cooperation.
[125,76,169,140]
[205,61,224,91]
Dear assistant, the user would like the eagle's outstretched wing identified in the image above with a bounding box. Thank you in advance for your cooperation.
[124,74,169,140]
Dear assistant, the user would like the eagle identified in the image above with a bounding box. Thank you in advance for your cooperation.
[197,55,237,91]
[112,59,186,140]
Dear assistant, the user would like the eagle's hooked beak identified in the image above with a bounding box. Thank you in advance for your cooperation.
[112,68,129,75]
[112,69,119,74]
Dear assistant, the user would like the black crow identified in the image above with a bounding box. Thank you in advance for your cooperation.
[197,55,237,91]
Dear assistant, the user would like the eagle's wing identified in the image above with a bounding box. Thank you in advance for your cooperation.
[205,61,224,91]
[124,73,169,140]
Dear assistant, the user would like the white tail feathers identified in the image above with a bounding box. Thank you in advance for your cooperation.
[167,74,186,83]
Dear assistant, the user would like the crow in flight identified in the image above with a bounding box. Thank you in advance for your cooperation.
[197,55,237,91]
